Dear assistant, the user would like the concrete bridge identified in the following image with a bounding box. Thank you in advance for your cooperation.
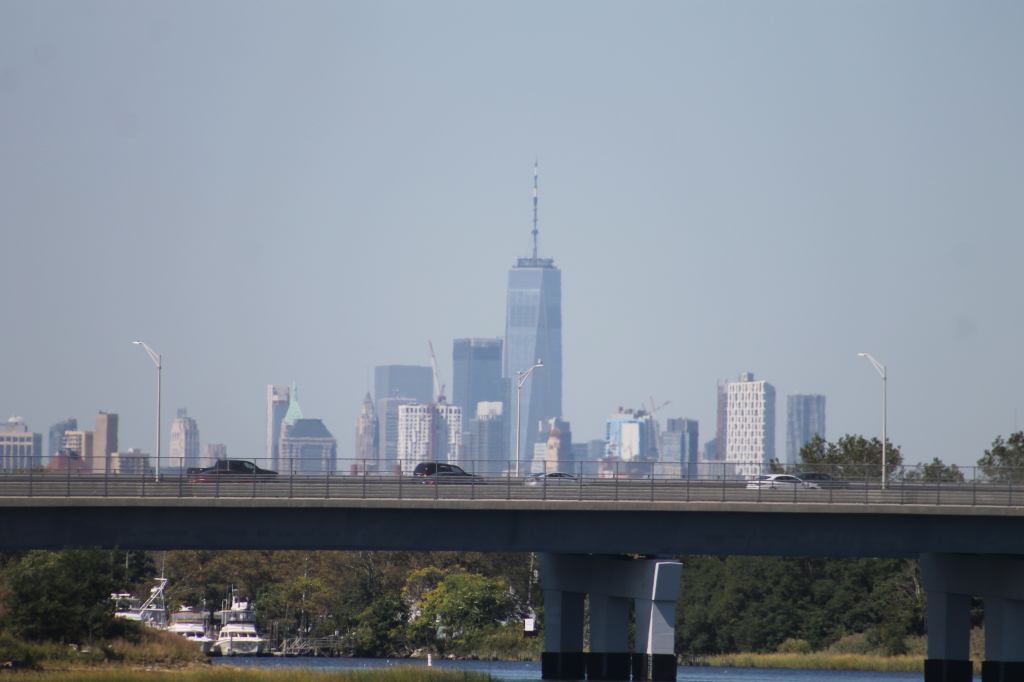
[3,486,1023,682]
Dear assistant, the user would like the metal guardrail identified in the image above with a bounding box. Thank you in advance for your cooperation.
[1,458,1022,507]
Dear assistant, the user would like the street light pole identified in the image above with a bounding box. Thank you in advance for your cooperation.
[514,359,544,479]
[133,341,162,482]
[857,352,887,489]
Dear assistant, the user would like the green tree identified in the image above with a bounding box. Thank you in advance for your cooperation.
[977,432,1024,482]
[799,434,902,481]
[902,458,965,483]
[2,550,120,643]
[408,571,514,652]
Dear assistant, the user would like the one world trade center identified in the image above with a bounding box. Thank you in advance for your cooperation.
[504,164,562,473]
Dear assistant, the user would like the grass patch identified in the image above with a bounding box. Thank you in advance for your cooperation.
[704,651,926,673]
[5,668,493,682]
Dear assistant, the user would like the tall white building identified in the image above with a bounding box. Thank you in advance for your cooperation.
[725,372,776,478]
[397,402,462,473]
[169,408,200,471]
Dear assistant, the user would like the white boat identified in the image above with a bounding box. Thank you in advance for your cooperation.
[212,594,267,656]
[111,577,168,629]
[167,605,214,654]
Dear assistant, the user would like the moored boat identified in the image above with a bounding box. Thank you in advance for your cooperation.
[212,593,267,656]
[111,577,168,629]
[167,605,214,654]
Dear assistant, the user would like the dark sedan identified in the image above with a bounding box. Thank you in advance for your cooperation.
[186,459,278,483]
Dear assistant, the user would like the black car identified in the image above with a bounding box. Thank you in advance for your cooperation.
[187,459,278,483]
[412,462,485,485]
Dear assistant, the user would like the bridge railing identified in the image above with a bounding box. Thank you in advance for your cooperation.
[0,456,1021,506]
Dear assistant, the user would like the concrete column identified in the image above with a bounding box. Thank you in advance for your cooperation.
[541,587,585,680]
[982,597,1024,682]
[632,561,682,682]
[924,590,973,682]
[587,593,630,680]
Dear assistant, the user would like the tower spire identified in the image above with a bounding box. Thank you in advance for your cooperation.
[531,159,539,259]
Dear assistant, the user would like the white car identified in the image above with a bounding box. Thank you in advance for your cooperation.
[745,474,820,490]
[525,472,581,486]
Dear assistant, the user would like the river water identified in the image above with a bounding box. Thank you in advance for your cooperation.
[211,656,954,681]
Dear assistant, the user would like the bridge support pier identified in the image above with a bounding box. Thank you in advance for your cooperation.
[921,553,1024,682]
[539,554,681,681]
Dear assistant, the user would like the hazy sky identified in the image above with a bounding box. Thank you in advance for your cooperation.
[2,1,1022,469]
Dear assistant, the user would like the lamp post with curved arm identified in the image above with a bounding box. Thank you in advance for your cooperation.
[514,360,544,478]
[857,352,887,489]
[132,341,162,482]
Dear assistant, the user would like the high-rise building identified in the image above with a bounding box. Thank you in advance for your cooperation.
[355,392,379,468]
[374,365,434,466]
[604,408,657,478]
[464,401,507,474]
[787,394,826,465]
[62,429,93,466]
[504,165,562,466]
[662,418,699,478]
[280,418,337,474]
[396,402,462,473]
[712,382,727,462]
[537,417,572,474]
[111,448,150,475]
[266,384,290,471]
[452,338,504,433]
[0,417,42,470]
[48,418,77,461]
[725,372,776,478]
[169,408,200,471]
[93,412,118,474]
[204,443,227,467]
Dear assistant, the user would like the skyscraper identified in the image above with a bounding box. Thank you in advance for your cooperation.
[93,412,118,474]
[280,419,337,473]
[169,408,200,471]
[354,392,379,467]
[452,338,504,431]
[504,164,562,470]
[787,394,826,465]
[0,417,41,470]
[464,401,507,474]
[266,384,290,471]
[662,418,699,478]
[725,372,776,478]
[605,409,657,464]
[374,365,434,466]
[48,418,76,461]
[396,402,462,472]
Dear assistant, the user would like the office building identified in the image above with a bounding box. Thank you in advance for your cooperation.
[464,401,507,475]
[725,372,776,478]
[266,384,290,471]
[452,338,504,434]
[787,394,826,465]
[0,417,42,470]
[536,417,572,474]
[662,418,699,478]
[204,443,227,467]
[504,165,563,465]
[111,448,150,475]
[355,392,379,467]
[61,429,93,465]
[396,402,462,473]
[280,418,337,474]
[374,365,434,466]
[169,408,200,471]
[93,412,118,474]
[711,382,727,462]
[48,418,77,461]
[604,408,657,477]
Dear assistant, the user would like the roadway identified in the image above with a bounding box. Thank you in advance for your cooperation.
[3,473,1024,557]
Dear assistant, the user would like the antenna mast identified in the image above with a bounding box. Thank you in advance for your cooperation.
[531,160,539,259]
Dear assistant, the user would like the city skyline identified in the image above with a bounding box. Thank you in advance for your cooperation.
[3,2,1023,468]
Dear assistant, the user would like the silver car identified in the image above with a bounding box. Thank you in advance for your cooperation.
[745,474,820,490]
[525,472,582,486]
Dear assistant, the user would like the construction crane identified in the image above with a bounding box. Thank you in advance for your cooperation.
[427,340,445,403]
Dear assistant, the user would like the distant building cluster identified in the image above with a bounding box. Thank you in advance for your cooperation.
[6,168,827,480]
